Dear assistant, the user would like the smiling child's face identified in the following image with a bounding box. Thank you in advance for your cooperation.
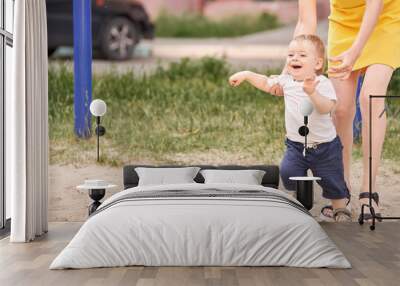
[286,39,324,81]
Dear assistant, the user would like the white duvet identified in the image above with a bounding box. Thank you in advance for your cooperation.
[50,183,351,269]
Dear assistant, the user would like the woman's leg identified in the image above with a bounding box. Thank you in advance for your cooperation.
[331,70,360,192]
[359,64,394,213]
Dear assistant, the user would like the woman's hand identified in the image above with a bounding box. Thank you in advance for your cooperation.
[229,71,248,87]
[328,48,360,79]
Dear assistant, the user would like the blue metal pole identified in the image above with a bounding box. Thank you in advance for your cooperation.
[353,75,364,141]
[73,0,92,138]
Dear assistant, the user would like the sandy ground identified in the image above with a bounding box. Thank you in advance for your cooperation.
[49,158,400,222]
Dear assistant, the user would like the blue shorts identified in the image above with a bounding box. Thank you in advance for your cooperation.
[280,136,350,200]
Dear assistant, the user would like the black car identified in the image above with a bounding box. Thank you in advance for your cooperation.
[47,0,154,60]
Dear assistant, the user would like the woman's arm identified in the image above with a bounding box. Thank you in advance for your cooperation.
[270,0,317,96]
[294,0,317,37]
[329,0,384,78]
[352,0,383,53]
[229,71,272,93]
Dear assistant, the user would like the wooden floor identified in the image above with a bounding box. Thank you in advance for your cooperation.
[0,222,399,286]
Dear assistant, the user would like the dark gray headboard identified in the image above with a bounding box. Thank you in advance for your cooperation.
[123,165,280,189]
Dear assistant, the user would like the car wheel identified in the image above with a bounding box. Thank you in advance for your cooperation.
[100,17,139,61]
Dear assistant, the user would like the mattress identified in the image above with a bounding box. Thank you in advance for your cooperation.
[50,183,350,269]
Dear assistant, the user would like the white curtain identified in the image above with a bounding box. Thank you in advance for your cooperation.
[8,0,48,242]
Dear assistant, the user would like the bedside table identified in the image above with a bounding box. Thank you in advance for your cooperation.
[289,176,321,210]
[77,181,117,215]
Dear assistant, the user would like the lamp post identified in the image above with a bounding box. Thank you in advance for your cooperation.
[291,99,319,210]
[298,99,313,157]
[89,99,107,162]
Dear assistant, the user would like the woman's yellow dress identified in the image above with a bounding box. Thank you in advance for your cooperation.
[328,0,400,71]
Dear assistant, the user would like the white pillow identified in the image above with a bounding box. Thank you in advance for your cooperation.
[200,169,266,185]
[135,167,200,186]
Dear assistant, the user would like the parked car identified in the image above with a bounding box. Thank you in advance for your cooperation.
[46,0,154,60]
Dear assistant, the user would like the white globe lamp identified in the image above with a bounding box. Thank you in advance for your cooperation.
[89,99,107,162]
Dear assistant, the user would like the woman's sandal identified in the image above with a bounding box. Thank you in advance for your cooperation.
[358,192,383,222]
[333,208,352,222]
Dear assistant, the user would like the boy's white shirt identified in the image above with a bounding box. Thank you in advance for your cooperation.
[267,74,337,144]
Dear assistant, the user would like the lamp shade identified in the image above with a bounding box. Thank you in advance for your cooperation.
[90,99,107,117]
[299,98,313,116]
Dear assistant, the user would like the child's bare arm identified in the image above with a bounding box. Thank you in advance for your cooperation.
[303,77,335,114]
[229,71,272,93]
[308,91,335,114]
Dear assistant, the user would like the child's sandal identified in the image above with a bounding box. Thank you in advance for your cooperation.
[320,205,335,222]
[320,197,351,222]
[333,208,352,222]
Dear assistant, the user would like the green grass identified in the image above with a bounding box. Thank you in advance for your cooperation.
[49,58,400,166]
[155,12,280,38]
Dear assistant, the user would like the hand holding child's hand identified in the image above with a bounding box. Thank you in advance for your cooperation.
[303,76,320,96]
[229,72,247,87]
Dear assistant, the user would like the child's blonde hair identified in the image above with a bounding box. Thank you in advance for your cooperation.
[293,34,325,75]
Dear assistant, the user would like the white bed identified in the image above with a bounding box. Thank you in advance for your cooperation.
[50,183,351,269]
